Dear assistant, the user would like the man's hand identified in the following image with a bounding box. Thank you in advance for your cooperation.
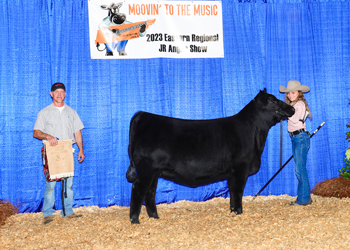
[74,130,85,163]
[78,151,85,163]
[33,130,58,146]
[47,135,58,146]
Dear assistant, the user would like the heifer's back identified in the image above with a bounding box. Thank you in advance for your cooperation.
[126,89,294,224]
[129,112,233,184]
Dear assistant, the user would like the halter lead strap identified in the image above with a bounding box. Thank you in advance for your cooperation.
[280,120,283,169]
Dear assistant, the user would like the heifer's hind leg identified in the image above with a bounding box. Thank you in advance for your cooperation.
[145,177,159,219]
[129,172,157,224]
[227,173,248,215]
[129,179,144,224]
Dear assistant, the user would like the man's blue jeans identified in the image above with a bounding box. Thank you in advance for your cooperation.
[291,131,311,204]
[42,177,74,218]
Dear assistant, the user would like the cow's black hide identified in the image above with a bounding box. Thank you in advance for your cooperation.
[126,89,294,224]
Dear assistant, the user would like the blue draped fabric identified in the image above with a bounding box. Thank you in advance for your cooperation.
[0,0,349,213]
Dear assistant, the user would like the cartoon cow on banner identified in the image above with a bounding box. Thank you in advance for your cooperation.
[95,2,156,56]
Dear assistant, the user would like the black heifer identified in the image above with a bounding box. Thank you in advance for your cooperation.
[126,89,294,224]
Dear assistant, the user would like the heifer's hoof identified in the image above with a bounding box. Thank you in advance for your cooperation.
[130,218,140,224]
[147,213,159,219]
[231,208,242,215]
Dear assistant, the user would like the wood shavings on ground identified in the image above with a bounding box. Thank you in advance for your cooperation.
[1,194,350,250]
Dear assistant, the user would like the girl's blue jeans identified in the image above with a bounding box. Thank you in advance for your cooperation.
[291,131,311,204]
[42,177,74,218]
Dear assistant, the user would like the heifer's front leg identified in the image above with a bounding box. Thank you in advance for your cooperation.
[227,173,248,215]
[145,177,159,219]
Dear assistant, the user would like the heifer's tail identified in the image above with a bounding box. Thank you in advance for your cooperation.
[126,163,137,183]
[126,141,137,183]
[127,112,143,183]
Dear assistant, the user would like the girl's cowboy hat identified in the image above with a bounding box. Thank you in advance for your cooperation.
[279,80,310,93]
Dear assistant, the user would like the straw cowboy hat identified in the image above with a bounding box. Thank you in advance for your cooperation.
[279,80,310,93]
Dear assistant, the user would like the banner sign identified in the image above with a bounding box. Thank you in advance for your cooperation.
[88,1,224,59]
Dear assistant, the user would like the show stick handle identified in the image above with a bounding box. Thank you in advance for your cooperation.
[310,122,325,138]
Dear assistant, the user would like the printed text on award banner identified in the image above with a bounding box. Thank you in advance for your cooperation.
[146,33,219,53]
[129,4,218,16]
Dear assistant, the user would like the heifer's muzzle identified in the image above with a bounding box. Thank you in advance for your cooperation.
[275,106,295,118]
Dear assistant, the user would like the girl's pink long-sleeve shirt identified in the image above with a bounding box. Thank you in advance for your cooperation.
[288,100,306,132]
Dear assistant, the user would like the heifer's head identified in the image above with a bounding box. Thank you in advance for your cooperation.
[255,88,295,126]
[101,2,126,24]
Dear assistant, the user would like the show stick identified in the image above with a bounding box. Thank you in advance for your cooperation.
[252,122,326,200]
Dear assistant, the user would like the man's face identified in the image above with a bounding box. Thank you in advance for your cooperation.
[50,89,66,105]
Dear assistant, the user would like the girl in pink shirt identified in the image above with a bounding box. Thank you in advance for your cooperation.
[280,80,312,206]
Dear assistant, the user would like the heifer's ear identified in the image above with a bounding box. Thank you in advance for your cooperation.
[263,88,267,93]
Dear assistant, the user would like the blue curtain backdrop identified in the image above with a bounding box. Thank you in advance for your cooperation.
[0,0,349,213]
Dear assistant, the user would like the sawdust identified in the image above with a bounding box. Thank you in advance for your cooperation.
[1,194,350,250]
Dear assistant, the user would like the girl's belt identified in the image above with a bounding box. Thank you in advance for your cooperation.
[289,129,305,136]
